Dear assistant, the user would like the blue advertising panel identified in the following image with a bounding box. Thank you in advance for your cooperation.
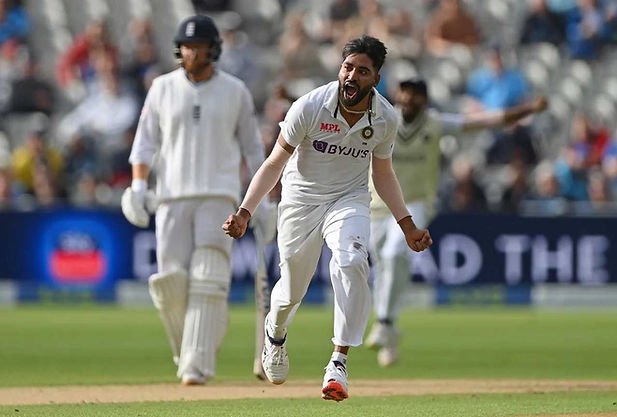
[412,213,616,286]
[0,210,615,304]
[0,209,135,302]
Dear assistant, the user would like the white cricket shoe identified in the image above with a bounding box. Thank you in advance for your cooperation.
[262,330,289,385]
[181,369,209,386]
[377,344,399,367]
[365,322,400,367]
[321,361,349,401]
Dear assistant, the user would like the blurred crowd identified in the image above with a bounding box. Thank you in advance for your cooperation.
[1,0,617,216]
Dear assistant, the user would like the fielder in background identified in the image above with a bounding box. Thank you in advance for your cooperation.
[366,78,548,367]
[121,15,276,385]
[223,35,432,402]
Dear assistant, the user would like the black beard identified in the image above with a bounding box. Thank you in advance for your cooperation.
[339,82,372,107]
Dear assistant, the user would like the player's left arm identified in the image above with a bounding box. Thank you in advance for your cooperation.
[461,96,548,132]
[371,156,432,252]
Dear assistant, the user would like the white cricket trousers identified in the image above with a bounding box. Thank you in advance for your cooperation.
[269,195,372,347]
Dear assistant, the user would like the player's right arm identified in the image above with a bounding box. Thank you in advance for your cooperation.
[122,81,161,227]
[222,134,294,239]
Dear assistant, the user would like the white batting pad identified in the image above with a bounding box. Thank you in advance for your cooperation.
[178,248,230,379]
[149,269,189,365]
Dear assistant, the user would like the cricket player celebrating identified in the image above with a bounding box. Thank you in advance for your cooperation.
[223,35,432,402]
[121,15,275,385]
[366,78,548,367]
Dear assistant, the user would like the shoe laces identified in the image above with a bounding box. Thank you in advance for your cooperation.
[327,361,347,379]
[265,335,287,366]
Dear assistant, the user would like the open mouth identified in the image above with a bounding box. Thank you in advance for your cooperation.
[343,83,358,101]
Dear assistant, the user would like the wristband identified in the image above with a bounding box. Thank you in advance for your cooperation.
[132,178,147,193]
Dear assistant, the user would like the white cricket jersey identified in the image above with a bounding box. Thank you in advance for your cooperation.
[129,68,264,202]
[370,108,464,219]
[279,81,398,206]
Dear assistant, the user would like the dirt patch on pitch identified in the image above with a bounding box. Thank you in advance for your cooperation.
[0,379,615,406]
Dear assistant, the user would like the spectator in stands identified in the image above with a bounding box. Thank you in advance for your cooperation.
[62,133,101,191]
[319,0,360,44]
[547,0,578,14]
[121,17,161,106]
[381,3,422,60]
[0,0,29,56]
[486,122,540,166]
[0,133,24,209]
[439,154,488,212]
[600,0,617,44]
[11,126,64,197]
[278,10,326,80]
[521,160,567,215]
[584,168,612,211]
[568,112,609,168]
[500,157,532,213]
[0,166,18,209]
[69,171,108,207]
[57,61,139,156]
[519,0,566,45]
[217,12,259,91]
[56,19,119,98]
[564,0,604,60]
[553,113,609,202]
[33,163,63,206]
[192,0,231,13]
[465,44,530,112]
[106,125,135,192]
[350,0,421,60]
[554,145,590,202]
[466,45,536,166]
[601,136,617,197]
[424,0,481,57]
[4,52,55,116]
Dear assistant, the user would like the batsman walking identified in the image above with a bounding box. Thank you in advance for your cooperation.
[223,35,432,401]
[121,15,275,385]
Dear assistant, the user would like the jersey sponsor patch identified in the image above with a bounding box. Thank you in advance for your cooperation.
[320,122,340,133]
[312,140,369,159]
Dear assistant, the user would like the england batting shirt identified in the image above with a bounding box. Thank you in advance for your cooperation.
[279,81,398,206]
[129,68,264,203]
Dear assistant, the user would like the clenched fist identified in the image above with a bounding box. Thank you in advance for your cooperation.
[405,228,433,252]
[398,215,433,252]
[222,208,252,239]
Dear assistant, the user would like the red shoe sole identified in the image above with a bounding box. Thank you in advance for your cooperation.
[321,380,348,402]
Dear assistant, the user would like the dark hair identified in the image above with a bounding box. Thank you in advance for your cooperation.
[399,78,428,99]
[341,35,387,71]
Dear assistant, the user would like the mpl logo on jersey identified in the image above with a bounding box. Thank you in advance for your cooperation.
[320,122,340,133]
[42,219,112,286]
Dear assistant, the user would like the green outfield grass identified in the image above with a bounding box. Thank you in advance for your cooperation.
[0,304,616,416]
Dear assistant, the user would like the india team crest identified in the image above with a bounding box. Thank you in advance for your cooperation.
[362,126,374,139]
